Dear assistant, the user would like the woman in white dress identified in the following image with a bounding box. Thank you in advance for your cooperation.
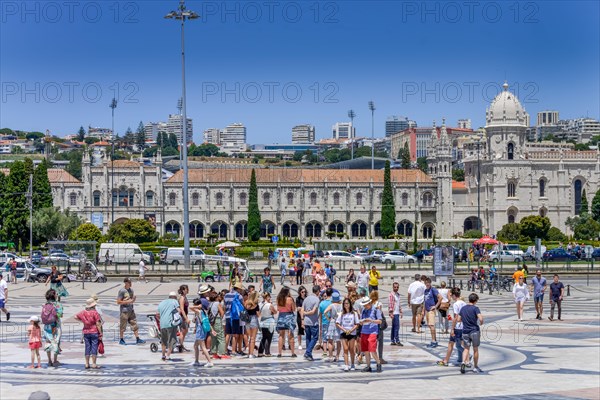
[512,276,530,321]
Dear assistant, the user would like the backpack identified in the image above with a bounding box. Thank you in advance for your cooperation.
[41,303,57,325]
[231,295,244,320]
[207,302,217,325]
[171,307,182,327]
[200,310,212,333]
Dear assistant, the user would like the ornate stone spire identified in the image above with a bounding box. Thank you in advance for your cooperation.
[440,118,449,145]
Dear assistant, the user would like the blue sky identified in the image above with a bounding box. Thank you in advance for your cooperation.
[1,1,599,143]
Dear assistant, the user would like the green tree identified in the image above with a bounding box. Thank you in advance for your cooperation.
[33,159,53,210]
[380,160,396,238]
[581,189,589,215]
[11,145,23,154]
[463,229,483,239]
[574,143,590,151]
[77,126,86,141]
[55,150,83,180]
[26,131,45,140]
[566,214,600,240]
[452,169,465,182]
[247,169,261,241]
[519,215,551,241]
[169,132,179,149]
[417,157,428,173]
[107,219,158,243]
[189,143,220,157]
[496,223,521,242]
[136,121,146,150]
[398,142,411,169]
[84,137,100,145]
[32,207,81,242]
[547,227,567,242]
[592,190,600,222]
[2,161,31,250]
[69,223,102,242]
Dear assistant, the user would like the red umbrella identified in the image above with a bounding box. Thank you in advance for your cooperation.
[474,236,499,245]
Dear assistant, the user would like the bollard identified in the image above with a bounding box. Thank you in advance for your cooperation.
[460,280,463,290]
[160,276,164,283]
[82,278,85,290]
[128,261,131,275]
[197,274,201,283]
[489,282,493,295]
[115,262,118,275]
[166,263,169,275]
[567,284,571,296]
[480,281,484,294]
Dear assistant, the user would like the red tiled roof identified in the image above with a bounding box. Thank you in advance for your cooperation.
[452,180,467,190]
[0,168,80,183]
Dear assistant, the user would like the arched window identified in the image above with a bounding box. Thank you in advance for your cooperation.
[211,221,228,238]
[328,222,344,233]
[282,222,299,238]
[422,192,433,207]
[192,192,199,207]
[263,192,270,206]
[239,193,247,206]
[166,221,181,237]
[260,221,275,238]
[397,220,413,237]
[146,191,154,207]
[216,192,223,206]
[574,179,583,215]
[69,192,77,206]
[422,223,434,239]
[508,208,517,224]
[305,222,322,238]
[539,207,547,217]
[189,222,204,238]
[287,192,294,206]
[93,191,101,207]
[401,193,408,206]
[539,179,546,198]
[356,193,363,206]
[310,192,317,206]
[374,222,381,237]
[351,222,367,237]
[235,222,247,238]
[113,188,134,207]
[507,142,514,160]
[169,192,176,206]
[333,192,340,206]
[508,182,516,198]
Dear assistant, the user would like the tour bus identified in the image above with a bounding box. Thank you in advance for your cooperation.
[99,243,150,264]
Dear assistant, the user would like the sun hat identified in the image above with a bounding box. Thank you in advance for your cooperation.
[233,282,244,290]
[168,291,178,297]
[85,298,97,308]
[198,284,211,295]
[345,281,357,289]
[332,292,341,303]
[359,296,372,306]
[92,294,99,302]
[28,315,40,322]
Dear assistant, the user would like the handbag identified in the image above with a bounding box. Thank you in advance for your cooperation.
[98,338,105,355]
[239,309,250,323]
[171,308,182,327]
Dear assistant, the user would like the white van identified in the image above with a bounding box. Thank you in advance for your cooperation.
[99,243,149,264]
[165,247,205,265]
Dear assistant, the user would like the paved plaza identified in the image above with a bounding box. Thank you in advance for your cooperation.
[1,275,599,400]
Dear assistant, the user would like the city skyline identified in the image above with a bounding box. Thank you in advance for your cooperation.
[1,1,599,144]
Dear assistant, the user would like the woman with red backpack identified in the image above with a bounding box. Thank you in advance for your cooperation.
[41,289,63,367]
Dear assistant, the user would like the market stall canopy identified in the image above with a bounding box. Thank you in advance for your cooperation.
[216,241,241,248]
[473,236,499,245]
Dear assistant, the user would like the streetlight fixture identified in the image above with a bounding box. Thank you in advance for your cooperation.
[368,101,375,169]
[348,109,356,160]
[165,0,199,268]
[109,97,117,225]
[476,135,482,232]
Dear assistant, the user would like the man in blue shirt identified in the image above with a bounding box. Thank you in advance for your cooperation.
[359,296,382,373]
[423,277,442,348]
[157,291,180,361]
[224,282,245,356]
[318,288,333,354]
[458,293,484,374]
[530,270,547,320]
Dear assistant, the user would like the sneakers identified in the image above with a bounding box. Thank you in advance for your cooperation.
[119,339,127,346]
[304,355,314,361]
[212,354,221,360]
[361,366,372,373]
[350,364,356,371]
[343,365,349,372]
[397,342,404,347]
[436,361,448,367]
[376,364,382,373]
[248,355,256,359]
[6,312,9,321]
[380,359,388,365]
[472,366,483,373]
[298,345,302,350]
[536,313,540,319]
[219,354,231,359]
[426,342,438,348]
[136,338,146,344]
[460,363,466,374]
[204,362,214,368]
[390,342,398,346]
[548,317,554,321]
[192,361,201,367]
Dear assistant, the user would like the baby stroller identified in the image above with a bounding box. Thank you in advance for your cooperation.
[147,314,183,353]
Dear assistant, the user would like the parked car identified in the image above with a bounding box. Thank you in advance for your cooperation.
[381,251,417,265]
[351,251,374,261]
[488,250,522,263]
[524,245,547,261]
[591,248,600,261]
[41,252,80,266]
[413,249,433,262]
[370,250,387,262]
[502,244,525,258]
[1,261,51,282]
[165,247,206,265]
[542,248,578,262]
[99,243,150,264]
[323,251,362,262]
[30,250,43,265]
[0,252,26,264]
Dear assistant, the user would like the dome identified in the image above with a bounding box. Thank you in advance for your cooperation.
[485,82,529,127]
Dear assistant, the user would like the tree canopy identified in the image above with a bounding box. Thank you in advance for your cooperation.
[107,219,158,243]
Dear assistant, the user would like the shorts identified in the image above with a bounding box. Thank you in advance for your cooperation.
[180,318,189,331]
[360,333,378,353]
[515,298,527,304]
[225,318,242,335]
[462,331,481,348]
[449,329,463,343]
[160,326,178,348]
[326,325,340,341]
[248,315,259,330]
[0,299,5,309]
[340,332,356,341]
[119,311,139,337]
[195,325,208,341]
[534,294,544,303]
[411,303,424,316]
[29,341,42,350]
[425,310,437,325]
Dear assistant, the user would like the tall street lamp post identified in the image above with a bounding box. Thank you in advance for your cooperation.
[348,109,355,160]
[368,101,375,169]
[109,98,117,225]
[165,0,198,268]
[477,136,482,232]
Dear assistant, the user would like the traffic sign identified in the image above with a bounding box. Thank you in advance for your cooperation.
[272,236,279,243]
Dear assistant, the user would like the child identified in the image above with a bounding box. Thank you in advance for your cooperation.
[189,298,215,367]
[27,316,42,368]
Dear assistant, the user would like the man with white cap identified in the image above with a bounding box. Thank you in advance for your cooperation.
[0,272,9,322]
[157,291,181,361]
[359,296,383,373]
